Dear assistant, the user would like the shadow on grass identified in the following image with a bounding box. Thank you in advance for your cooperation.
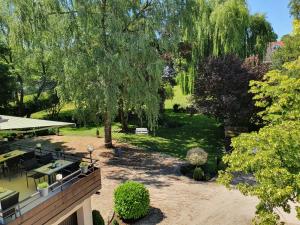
[118,111,224,160]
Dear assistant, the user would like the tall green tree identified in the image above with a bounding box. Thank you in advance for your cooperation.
[210,0,249,57]
[0,0,63,116]
[218,57,300,224]
[177,0,276,94]
[289,0,300,19]
[55,0,181,147]
[0,43,15,109]
[272,20,300,68]
[247,14,277,60]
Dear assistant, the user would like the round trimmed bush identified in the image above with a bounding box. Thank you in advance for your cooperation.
[186,148,208,166]
[193,167,204,181]
[92,210,104,225]
[114,181,150,220]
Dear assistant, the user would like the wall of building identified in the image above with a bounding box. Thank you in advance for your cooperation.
[50,197,93,225]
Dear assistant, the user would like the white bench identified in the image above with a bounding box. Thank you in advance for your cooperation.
[135,128,149,135]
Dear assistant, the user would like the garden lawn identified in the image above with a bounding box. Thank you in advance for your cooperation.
[32,86,224,162]
[60,110,223,160]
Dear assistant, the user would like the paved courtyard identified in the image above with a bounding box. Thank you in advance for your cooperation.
[18,135,299,225]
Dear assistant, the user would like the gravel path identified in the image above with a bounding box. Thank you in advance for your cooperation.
[18,135,299,225]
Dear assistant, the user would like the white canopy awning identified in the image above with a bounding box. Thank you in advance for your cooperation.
[0,115,75,133]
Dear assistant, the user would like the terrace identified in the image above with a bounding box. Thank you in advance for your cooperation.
[0,116,101,225]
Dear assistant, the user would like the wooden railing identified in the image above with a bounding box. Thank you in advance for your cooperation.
[8,167,101,225]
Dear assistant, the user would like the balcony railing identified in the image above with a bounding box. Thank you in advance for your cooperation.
[0,144,101,225]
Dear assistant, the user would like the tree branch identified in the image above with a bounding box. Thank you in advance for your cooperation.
[123,0,153,32]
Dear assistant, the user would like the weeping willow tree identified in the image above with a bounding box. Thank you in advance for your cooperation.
[177,0,276,94]
[210,0,249,57]
[0,0,64,116]
[52,0,181,147]
[178,0,211,94]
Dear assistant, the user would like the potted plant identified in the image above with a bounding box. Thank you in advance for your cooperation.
[80,161,89,174]
[37,182,49,197]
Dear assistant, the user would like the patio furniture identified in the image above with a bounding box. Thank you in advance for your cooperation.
[34,159,74,184]
[0,192,20,224]
[135,128,148,135]
[0,188,15,201]
[0,150,27,164]
[3,157,21,181]
[61,161,80,177]
[38,153,54,165]
[20,151,35,161]
[22,159,46,188]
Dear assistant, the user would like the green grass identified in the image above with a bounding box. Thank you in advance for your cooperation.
[31,103,75,119]
[59,110,223,159]
[33,86,223,160]
[165,85,191,109]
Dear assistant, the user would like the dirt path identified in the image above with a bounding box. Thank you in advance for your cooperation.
[21,135,299,225]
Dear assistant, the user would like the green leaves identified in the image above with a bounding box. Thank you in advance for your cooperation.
[218,121,300,224]
[114,181,150,220]
[250,57,300,124]
[219,56,300,224]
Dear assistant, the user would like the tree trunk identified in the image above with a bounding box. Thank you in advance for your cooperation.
[17,75,25,116]
[119,99,128,132]
[104,111,113,148]
[158,87,166,114]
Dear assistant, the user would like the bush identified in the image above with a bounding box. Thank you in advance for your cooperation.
[114,181,150,220]
[217,159,227,171]
[92,210,104,225]
[204,173,211,181]
[173,104,180,113]
[202,159,218,176]
[186,148,208,166]
[193,167,204,181]
[165,120,184,128]
[112,220,119,225]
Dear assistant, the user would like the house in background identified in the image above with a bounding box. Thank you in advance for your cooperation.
[264,41,284,63]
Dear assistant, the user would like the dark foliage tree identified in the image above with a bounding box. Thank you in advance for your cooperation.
[0,61,15,109]
[0,44,15,110]
[193,55,269,129]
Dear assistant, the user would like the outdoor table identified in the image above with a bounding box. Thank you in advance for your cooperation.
[0,150,27,164]
[34,159,73,184]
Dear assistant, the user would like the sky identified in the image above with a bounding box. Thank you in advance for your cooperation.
[247,0,293,39]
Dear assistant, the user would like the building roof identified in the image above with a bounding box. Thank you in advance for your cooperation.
[0,115,74,133]
[270,41,284,49]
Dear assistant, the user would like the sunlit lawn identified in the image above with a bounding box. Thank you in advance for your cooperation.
[60,110,223,160]
[32,86,223,161]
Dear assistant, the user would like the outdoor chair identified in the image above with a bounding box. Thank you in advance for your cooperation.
[22,158,45,188]
[20,151,36,161]
[61,161,80,177]
[0,144,10,154]
[3,157,21,181]
[19,151,36,175]
[0,192,20,223]
[38,153,54,165]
